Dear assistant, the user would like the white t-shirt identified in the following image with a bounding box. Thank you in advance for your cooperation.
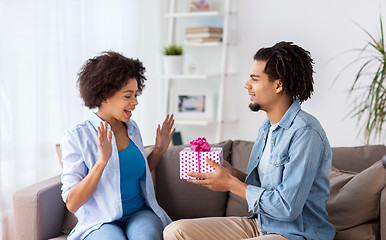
[258,123,278,181]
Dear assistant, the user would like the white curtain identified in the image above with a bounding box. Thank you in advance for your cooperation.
[0,0,163,239]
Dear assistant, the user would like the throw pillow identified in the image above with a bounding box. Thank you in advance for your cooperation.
[326,160,386,238]
[333,221,380,240]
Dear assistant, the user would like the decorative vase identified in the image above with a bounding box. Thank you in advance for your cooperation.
[163,55,183,75]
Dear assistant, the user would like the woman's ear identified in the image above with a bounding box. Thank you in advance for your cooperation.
[99,98,108,109]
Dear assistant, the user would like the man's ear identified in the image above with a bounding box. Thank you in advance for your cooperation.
[275,79,283,94]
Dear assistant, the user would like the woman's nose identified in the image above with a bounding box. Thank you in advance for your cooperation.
[132,97,138,105]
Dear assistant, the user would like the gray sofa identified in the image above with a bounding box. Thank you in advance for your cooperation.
[13,140,386,240]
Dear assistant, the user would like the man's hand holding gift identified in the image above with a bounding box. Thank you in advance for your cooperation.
[179,137,224,179]
[187,158,234,192]
[180,137,248,199]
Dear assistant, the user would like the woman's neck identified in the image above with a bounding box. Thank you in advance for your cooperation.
[96,111,125,133]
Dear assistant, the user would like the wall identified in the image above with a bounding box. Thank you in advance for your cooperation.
[164,0,386,147]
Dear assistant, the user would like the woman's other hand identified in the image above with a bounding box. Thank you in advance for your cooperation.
[97,121,113,165]
[155,114,176,155]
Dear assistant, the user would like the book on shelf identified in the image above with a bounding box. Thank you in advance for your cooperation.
[186,32,223,39]
[187,37,222,43]
[185,27,223,33]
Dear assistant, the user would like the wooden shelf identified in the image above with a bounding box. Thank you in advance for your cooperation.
[165,11,224,18]
[184,42,223,47]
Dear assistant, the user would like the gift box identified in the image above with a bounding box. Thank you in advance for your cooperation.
[180,137,223,179]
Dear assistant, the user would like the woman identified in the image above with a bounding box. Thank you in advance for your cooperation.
[61,51,174,240]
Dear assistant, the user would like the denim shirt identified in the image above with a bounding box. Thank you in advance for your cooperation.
[245,100,335,240]
[61,113,172,240]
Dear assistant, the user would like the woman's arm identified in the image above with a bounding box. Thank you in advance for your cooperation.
[66,160,106,213]
[147,148,163,172]
[66,121,113,213]
[147,115,175,171]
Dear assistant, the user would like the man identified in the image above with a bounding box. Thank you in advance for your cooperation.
[163,41,335,240]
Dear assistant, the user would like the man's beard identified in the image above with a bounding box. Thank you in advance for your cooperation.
[249,102,261,112]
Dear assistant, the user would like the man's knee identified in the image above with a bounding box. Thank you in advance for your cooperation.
[163,219,190,240]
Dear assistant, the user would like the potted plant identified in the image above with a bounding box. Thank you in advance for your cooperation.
[336,16,385,143]
[163,43,183,75]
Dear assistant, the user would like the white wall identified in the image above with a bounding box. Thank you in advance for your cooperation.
[231,0,386,147]
[166,0,386,147]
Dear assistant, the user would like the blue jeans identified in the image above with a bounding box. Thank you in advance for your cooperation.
[84,206,164,240]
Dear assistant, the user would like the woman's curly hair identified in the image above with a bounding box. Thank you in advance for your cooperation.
[78,51,146,109]
[254,41,314,102]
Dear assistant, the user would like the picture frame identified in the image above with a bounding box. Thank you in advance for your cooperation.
[169,88,214,120]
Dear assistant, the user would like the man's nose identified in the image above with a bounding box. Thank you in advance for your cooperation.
[244,79,251,89]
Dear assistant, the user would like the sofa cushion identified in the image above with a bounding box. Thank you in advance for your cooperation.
[61,210,77,235]
[331,145,386,173]
[226,140,253,217]
[326,160,386,238]
[154,140,232,220]
[48,235,68,240]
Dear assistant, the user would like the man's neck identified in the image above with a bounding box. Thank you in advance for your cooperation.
[266,98,293,125]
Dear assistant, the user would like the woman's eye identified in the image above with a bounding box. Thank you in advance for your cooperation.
[125,95,138,99]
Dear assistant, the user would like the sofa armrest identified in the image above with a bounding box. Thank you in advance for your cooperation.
[13,175,66,240]
[381,186,386,240]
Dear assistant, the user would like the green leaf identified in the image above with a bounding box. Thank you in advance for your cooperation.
[162,44,183,55]
[335,15,386,143]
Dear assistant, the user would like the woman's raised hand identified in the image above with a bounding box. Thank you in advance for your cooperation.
[155,114,176,155]
[97,121,113,165]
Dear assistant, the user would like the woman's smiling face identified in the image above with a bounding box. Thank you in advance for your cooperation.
[99,77,139,123]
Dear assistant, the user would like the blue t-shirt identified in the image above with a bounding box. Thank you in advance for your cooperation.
[118,140,145,216]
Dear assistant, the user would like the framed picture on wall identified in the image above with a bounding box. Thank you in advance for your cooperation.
[169,88,214,120]
[189,0,210,11]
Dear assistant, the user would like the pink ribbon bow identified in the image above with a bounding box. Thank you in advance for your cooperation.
[190,137,211,174]
[190,137,211,152]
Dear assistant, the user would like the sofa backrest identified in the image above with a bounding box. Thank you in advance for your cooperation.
[153,140,233,220]
[331,145,386,172]
[226,140,254,217]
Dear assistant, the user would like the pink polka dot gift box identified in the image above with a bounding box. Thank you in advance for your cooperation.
[179,137,223,179]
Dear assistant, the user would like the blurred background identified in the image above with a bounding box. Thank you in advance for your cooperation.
[0,0,385,239]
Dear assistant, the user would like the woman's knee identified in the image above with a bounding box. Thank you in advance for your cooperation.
[125,208,164,239]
